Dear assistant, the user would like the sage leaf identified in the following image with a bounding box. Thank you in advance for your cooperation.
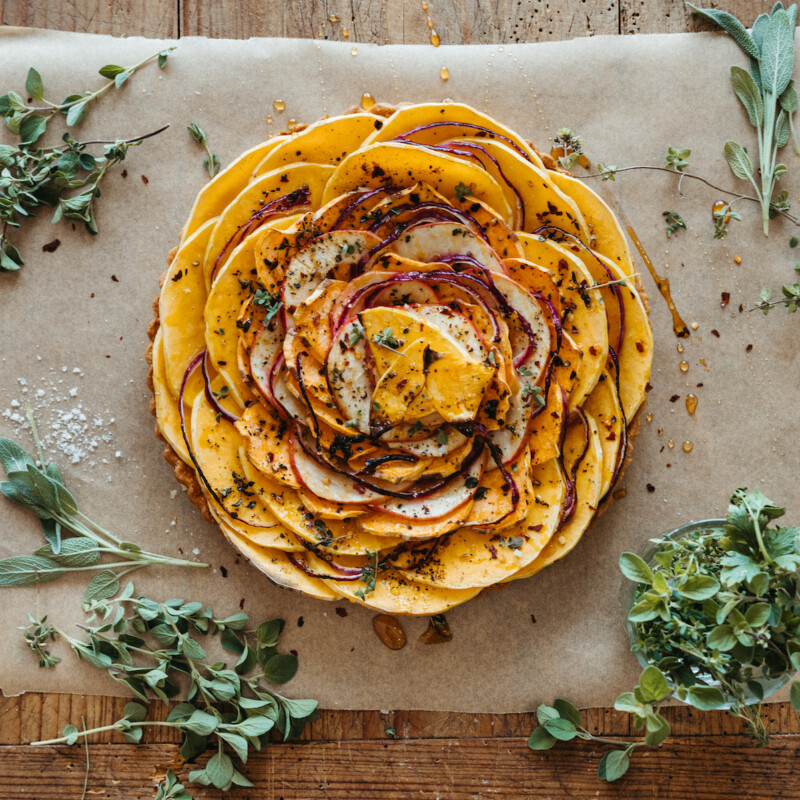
[776,110,790,147]
[731,65,764,126]
[686,4,760,60]
[25,68,44,101]
[724,140,754,179]
[619,552,654,584]
[35,537,99,567]
[760,8,795,97]
[751,12,771,53]
[598,749,630,782]
[780,81,798,112]
[40,518,62,553]
[0,555,64,586]
[83,569,120,604]
[0,438,35,475]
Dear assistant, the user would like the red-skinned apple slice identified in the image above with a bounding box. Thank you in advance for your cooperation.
[325,317,372,434]
[371,280,439,307]
[486,381,541,466]
[390,222,505,273]
[290,431,388,504]
[248,318,284,399]
[369,449,486,519]
[282,230,381,312]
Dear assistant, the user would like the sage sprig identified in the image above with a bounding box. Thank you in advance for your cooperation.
[0,431,207,594]
[531,489,800,782]
[688,2,799,235]
[24,589,318,792]
[0,49,172,271]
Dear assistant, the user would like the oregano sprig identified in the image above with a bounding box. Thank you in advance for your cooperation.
[0,49,172,271]
[0,430,207,593]
[24,589,319,792]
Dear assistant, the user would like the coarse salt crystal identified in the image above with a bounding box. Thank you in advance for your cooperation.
[192,548,201,555]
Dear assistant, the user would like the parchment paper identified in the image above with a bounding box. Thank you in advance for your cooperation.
[1,27,798,712]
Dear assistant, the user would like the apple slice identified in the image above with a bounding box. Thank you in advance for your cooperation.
[325,317,373,434]
[282,230,381,312]
[388,425,467,457]
[370,280,439,307]
[249,318,284,399]
[391,221,505,273]
[290,432,388,504]
[370,449,486,519]
[487,381,541,465]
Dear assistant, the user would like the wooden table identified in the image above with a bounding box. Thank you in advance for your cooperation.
[1,1,796,797]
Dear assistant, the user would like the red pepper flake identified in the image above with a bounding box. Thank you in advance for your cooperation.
[606,432,617,441]
[239,597,245,609]
[646,483,655,493]
[738,304,744,313]
[140,174,149,184]
[588,346,598,356]
[90,292,95,298]
[530,614,537,625]
[666,462,671,468]
[290,649,298,657]
[529,524,543,532]
[635,342,644,353]
[669,394,680,402]
[710,329,720,338]
[720,292,730,307]
[111,274,119,282]
[121,169,128,178]
[42,238,61,253]
[105,354,111,358]
[220,565,228,578]
[645,382,653,392]
[297,616,304,627]
[746,343,753,352]
[335,607,348,618]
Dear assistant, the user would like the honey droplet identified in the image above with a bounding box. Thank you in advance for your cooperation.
[350,46,358,56]
[288,118,297,127]
[645,412,654,422]
[421,1,428,10]
[668,439,675,449]
[613,487,627,500]
[440,65,450,81]
[699,358,710,372]
[328,14,339,22]
[427,17,434,30]
[361,92,375,111]
[273,99,286,112]
[712,199,730,222]
[420,615,453,645]
[430,31,441,47]
[691,321,699,330]
[373,614,406,650]
[342,27,350,38]
[686,393,698,415]
[679,360,689,372]
[734,255,742,265]
[677,343,684,353]
[266,115,273,125]
[682,441,694,453]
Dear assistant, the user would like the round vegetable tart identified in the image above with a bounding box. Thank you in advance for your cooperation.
[147,102,652,615]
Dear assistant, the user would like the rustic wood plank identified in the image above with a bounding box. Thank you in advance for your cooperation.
[1,736,799,799]
[0,0,178,37]
[179,0,619,43]
[3,691,797,745]
[620,0,767,35]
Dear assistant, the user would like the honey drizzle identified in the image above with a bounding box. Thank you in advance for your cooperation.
[627,226,690,338]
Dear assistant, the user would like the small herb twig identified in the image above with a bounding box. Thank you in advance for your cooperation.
[187,123,220,178]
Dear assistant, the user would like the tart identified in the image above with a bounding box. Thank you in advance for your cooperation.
[148,102,653,615]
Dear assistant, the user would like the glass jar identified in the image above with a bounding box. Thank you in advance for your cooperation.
[623,518,790,708]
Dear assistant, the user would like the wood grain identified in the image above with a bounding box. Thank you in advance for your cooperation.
[1,1,793,798]
[0,0,177,37]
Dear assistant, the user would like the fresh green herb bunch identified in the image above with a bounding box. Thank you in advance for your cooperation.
[755,281,800,313]
[0,429,207,594]
[24,588,318,792]
[688,3,799,235]
[624,488,800,743]
[0,49,171,271]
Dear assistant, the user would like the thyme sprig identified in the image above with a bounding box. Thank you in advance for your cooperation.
[531,489,800,782]
[0,49,172,271]
[23,589,318,792]
[187,122,220,178]
[0,424,207,593]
